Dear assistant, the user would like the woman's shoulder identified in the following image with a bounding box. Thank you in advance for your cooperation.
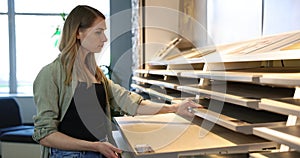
[35,57,64,81]
[33,56,66,87]
[40,57,63,72]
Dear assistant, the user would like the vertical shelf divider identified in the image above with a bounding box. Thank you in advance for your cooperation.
[280,86,300,151]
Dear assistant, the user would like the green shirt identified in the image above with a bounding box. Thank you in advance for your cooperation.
[33,57,143,157]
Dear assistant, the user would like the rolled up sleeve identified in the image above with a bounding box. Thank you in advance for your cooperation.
[32,65,60,143]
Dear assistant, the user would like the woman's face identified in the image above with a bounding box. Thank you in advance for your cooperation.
[77,17,107,53]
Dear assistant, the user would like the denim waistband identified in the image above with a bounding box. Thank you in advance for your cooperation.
[49,148,103,158]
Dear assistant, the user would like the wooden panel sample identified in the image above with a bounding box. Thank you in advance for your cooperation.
[190,99,287,134]
[260,73,300,87]
[250,151,300,158]
[253,125,300,151]
[259,98,300,116]
[114,113,277,157]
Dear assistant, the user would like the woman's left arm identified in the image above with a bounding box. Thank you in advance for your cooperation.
[137,99,203,117]
[105,78,202,116]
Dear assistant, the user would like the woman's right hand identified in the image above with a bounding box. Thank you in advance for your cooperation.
[96,141,122,158]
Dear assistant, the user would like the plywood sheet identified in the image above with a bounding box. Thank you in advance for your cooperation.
[114,113,236,154]
[253,125,300,151]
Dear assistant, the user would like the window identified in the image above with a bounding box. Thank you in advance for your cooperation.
[0,15,9,93]
[0,0,7,12]
[0,0,9,94]
[0,0,110,94]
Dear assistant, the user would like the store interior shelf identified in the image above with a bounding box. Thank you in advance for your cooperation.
[259,73,300,87]
[178,82,294,109]
[131,84,176,102]
[129,29,300,156]
[147,30,300,65]
[253,125,300,151]
[259,98,300,117]
[250,150,300,158]
[136,67,300,86]
[189,99,287,134]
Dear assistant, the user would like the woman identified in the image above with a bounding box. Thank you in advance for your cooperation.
[33,5,201,158]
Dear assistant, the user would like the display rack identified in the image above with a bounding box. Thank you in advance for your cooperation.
[123,30,300,156]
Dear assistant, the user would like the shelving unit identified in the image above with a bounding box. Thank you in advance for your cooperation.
[123,30,300,156]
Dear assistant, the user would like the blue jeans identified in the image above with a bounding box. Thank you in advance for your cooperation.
[50,148,104,158]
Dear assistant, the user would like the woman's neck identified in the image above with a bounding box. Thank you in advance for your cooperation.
[75,48,100,83]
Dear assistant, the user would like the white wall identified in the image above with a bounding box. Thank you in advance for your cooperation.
[145,0,180,61]
[263,0,300,35]
[207,0,262,45]
[207,0,300,44]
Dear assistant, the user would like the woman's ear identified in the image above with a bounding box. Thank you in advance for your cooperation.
[76,31,81,39]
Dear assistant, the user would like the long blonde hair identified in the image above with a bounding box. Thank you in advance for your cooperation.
[59,5,106,86]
